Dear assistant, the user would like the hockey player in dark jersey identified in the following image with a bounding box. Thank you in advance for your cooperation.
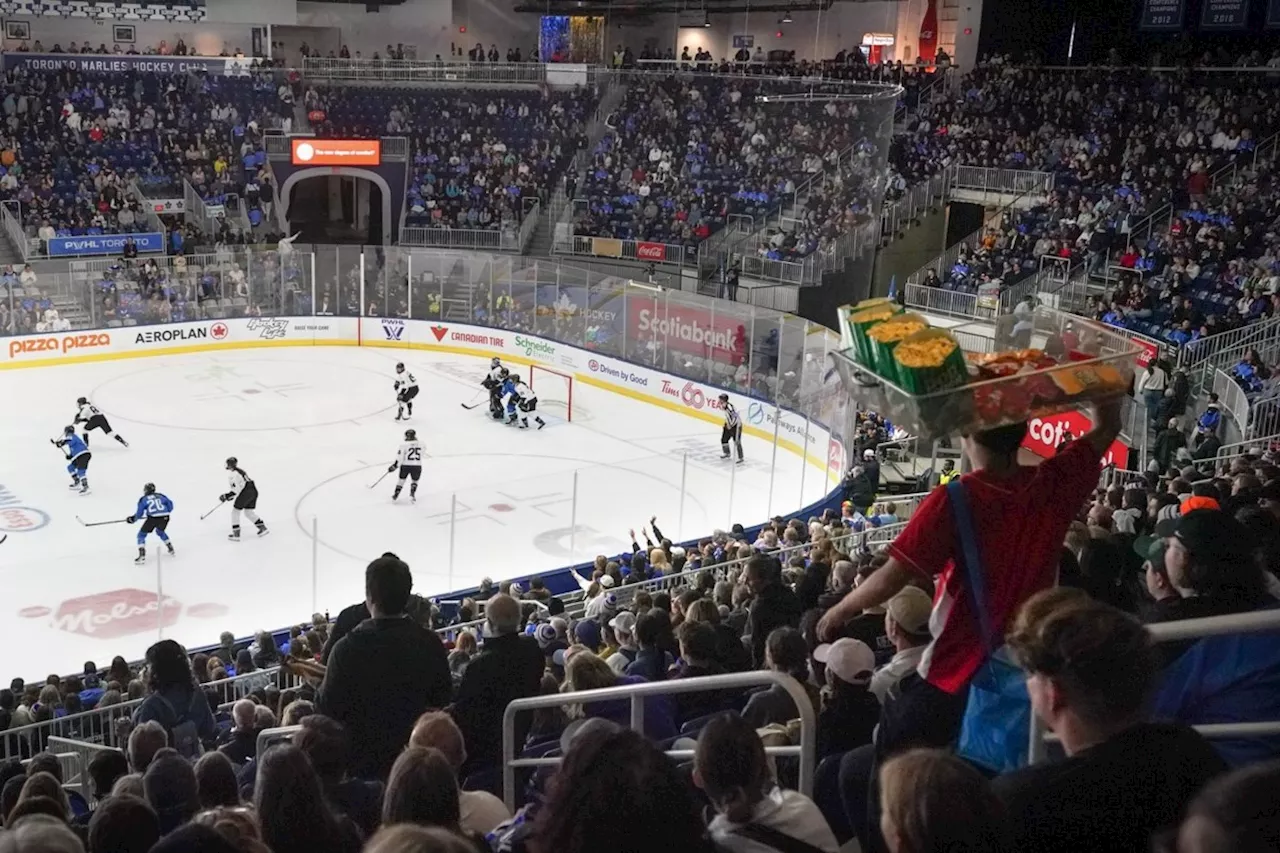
[128,483,175,564]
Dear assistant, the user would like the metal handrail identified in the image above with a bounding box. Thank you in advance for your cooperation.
[1028,607,1280,762]
[0,665,296,761]
[501,670,816,811]
[1214,432,1280,464]
[1212,368,1250,439]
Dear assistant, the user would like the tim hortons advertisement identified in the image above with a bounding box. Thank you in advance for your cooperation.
[1023,410,1130,469]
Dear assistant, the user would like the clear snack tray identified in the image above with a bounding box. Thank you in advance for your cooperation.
[831,306,1141,442]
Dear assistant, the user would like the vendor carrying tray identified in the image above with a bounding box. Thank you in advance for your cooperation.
[830,307,1140,442]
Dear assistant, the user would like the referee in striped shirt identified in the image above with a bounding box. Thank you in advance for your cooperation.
[719,394,744,463]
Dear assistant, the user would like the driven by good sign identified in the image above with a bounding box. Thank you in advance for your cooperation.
[8,332,110,359]
[292,139,382,166]
[1024,411,1129,468]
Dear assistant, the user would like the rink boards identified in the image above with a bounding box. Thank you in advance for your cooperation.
[1,317,846,484]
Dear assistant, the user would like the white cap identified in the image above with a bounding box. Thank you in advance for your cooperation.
[813,638,876,684]
[599,574,615,588]
[863,449,875,459]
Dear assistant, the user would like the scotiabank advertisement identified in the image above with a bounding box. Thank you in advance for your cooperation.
[1023,410,1130,469]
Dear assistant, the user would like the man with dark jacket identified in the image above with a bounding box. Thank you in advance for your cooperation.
[1153,418,1186,474]
[745,554,802,668]
[450,593,546,777]
[317,554,452,780]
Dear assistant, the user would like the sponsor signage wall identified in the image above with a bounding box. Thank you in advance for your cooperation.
[292,139,382,167]
[1023,410,1130,469]
[47,232,165,257]
[1,53,251,76]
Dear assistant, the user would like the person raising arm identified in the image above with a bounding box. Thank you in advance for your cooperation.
[816,398,1123,703]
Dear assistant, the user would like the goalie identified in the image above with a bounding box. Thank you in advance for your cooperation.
[481,357,508,420]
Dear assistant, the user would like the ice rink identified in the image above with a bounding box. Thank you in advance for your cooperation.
[0,347,830,678]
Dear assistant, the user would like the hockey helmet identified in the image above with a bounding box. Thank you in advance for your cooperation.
[491,357,501,367]
[718,393,730,402]
[63,425,75,435]
[225,457,239,470]
[76,396,88,406]
[499,367,510,378]
[510,374,521,385]
[404,429,417,440]
[395,362,406,373]
[143,483,156,495]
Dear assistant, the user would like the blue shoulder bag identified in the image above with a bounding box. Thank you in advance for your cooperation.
[947,479,1032,774]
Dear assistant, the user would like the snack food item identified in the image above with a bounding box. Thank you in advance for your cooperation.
[893,329,968,394]
[866,313,928,376]
[1050,363,1126,396]
[849,302,903,366]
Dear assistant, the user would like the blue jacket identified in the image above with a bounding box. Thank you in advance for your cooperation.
[1153,606,1280,767]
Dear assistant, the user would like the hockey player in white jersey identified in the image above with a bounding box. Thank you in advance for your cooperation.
[482,357,507,420]
[220,457,269,540]
[511,374,546,429]
[387,428,424,502]
[394,363,419,421]
[74,397,128,448]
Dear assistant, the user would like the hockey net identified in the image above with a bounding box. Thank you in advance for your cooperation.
[528,364,574,422]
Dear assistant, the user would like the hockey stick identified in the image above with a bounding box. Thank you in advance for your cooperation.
[368,468,393,489]
[459,389,486,410]
[200,498,228,521]
[75,516,129,527]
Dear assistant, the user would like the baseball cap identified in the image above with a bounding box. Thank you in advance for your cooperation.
[599,574,616,588]
[1154,509,1254,565]
[885,586,932,635]
[608,611,636,635]
[1131,535,1167,574]
[1179,495,1220,514]
[812,638,876,684]
[863,449,875,459]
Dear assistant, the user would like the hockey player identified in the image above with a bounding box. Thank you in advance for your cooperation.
[481,358,507,420]
[220,457,268,541]
[511,374,545,429]
[394,363,419,421]
[52,426,92,493]
[127,483,175,564]
[719,393,743,463]
[388,428,424,502]
[74,397,128,448]
[502,371,520,426]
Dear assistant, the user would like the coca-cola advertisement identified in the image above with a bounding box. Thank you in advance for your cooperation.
[1023,410,1129,469]
[635,242,667,262]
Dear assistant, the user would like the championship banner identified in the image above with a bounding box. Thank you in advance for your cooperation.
[47,232,165,258]
[1,53,254,76]
[1269,0,1280,27]
[1201,0,1248,29]
[591,237,623,258]
[1139,0,1186,29]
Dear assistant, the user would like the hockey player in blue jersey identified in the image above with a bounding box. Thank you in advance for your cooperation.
[128,483,175,564]
[51,426,92,494]
[502,373,519,425]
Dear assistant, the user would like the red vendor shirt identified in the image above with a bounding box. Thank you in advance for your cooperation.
[887,438,1103,694]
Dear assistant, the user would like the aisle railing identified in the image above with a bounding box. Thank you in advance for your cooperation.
[1028,608,1280,763]
[502,670,816,811]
